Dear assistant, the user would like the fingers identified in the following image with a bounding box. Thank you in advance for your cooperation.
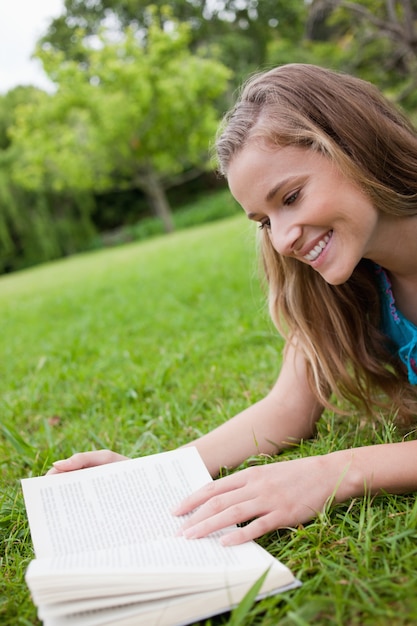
[221,514,281,546]
[172,472,246,515]
[181,490,256,534]
[46,450,128,474]
[174,470,270,542]
[178,487,282,546]
[172,461,322,544]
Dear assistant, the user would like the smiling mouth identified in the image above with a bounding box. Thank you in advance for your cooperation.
[303,231,333,262]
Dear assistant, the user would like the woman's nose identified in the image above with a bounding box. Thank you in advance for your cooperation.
[269,219,302,257]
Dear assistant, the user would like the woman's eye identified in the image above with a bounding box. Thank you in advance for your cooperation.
[284,190,299,206]
[258,218,271,230]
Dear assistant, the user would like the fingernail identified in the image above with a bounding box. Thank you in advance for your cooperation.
[183,527,198,539]
[220,535,233,547]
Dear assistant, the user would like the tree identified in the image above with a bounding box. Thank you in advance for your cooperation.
[11,16,231,232]
[307,0,417,108]
[40,1,307,83]
[0,87,96,273]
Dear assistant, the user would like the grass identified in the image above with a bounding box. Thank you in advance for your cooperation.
[1,207,417,625]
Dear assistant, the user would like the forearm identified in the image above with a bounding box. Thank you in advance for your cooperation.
[175,440,417,545]
[329,439,417,502]
[186,344,323,477]
[186,394,319,476]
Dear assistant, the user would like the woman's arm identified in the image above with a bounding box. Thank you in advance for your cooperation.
[332,439,417,501]
[175,438,417,546]
[186,341,323,476]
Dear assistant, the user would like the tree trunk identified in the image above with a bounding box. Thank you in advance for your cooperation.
[138,166,175,233]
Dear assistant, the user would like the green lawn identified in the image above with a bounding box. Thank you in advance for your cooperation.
[1,213,417,625]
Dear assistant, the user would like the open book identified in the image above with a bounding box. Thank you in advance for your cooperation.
[21,447,300,626]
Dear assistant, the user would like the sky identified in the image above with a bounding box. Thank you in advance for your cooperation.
[0,0,65,94]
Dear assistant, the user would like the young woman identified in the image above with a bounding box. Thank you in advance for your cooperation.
[49,64,417,546]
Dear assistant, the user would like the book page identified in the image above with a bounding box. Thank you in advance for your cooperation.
[22,447,300,626]
[21,447,213,560]
[27,533,285,582]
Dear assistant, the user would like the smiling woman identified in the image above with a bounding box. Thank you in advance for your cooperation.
[227,144,379,284]
[49,64,417,550]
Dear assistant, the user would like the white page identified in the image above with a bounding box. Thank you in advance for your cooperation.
[26,535,291,600]
[22,447,300,625]
[21,447,212,559]
[39,577,300,626]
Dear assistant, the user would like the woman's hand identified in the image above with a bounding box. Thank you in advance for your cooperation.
[173,454,350,545]
[46,449,129,475]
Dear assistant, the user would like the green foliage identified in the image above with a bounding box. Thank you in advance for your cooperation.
[41,0,308,74]
[8,12,231,237]
[0,169,96,274]
[0,85,97,273]
[11,17,231,194]
[1,215,417,624]
[0,87,44,150]
[267,37,349,71]
[173,189,240,228]
[306,0,417,112]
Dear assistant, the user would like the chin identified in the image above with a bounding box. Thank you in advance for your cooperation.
[318,269,354,286]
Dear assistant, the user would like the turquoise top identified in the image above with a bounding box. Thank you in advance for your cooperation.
[375,265,417,384]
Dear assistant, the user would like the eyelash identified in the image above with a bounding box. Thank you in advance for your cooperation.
[284,190,299,205]
[258,189,300,230]
[258,219,271,231]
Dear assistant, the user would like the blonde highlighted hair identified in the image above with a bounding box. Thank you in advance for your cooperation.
[216,64,417,423]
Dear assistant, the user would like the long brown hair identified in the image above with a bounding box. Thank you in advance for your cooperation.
[216,64,417,423]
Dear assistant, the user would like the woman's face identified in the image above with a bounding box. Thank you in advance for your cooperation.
[227,141,380,285]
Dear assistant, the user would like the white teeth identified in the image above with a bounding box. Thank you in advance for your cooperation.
[304,233,331,262]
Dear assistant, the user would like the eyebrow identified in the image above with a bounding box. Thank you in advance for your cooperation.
[265,176,296,203]
[246,175,302,221]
